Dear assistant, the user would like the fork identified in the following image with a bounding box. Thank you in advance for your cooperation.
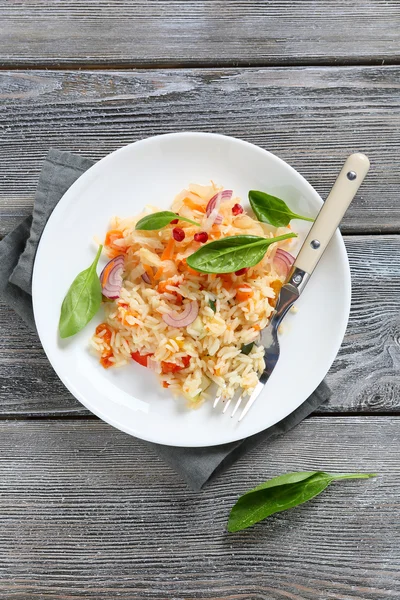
[213,152,370,420]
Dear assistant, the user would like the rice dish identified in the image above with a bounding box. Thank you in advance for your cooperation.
[90,183,296,405]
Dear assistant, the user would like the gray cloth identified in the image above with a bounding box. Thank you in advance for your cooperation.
[0,149,331,490]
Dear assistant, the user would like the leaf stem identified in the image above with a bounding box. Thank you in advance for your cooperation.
[332,473,377,480]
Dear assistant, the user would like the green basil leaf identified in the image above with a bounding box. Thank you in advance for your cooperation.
[249,190,314,227]
[227,471,376,532]
[59,245,103,339]
[209,299,217,313]
[186,233,297,274]
[241,342,254,355]
[135,211,200,230]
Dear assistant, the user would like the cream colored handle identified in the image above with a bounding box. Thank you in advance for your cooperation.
[294,153,370,275]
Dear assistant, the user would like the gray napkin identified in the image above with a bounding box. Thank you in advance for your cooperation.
[0,149,331,490]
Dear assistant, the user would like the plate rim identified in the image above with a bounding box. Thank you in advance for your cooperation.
[32,132,351,447]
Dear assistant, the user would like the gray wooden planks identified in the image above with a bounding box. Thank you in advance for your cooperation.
[1,235,399,417]
[0,0,399,67]
[0,67,399,236]
[0,416,397,599]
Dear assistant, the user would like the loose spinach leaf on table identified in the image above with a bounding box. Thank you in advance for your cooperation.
[227,471,376,532]
[186,233,297,274]
[59,245,103,339]
[249,190,315,227]
[135,211,200,230]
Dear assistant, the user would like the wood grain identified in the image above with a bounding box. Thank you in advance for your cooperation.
[0,416,396,599]
[0,67,399,236]
[0,0,399,67]
[0,235,399,417]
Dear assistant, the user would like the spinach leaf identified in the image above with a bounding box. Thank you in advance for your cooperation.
[227,471,376,532]
[241,342,254,355]
[209,299,217,313]
[59,245,103,339]
[135,211,200,230]
[249,190,315,227]
[186,233,296,274]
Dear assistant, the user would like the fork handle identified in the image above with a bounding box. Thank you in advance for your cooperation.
[294,153,370,276]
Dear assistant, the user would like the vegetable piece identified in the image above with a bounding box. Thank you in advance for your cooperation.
[187,234,297,274]
[235,284,254,302]
[100,255,124,299]
[209,299,217,312]
[206,190,233,216]
[171,219,179,224]
[135,211,200,231]
[273,248,295,278]
[161,355,191,373]
[235,267,249,276]
[219,273,233,291]
[172,227,185,242]
[227,471,376,533]
[141,272,151,284]
[59,245,103,339]
[131,351,154,367]
[232,203,243,216]
[162,300,199,328]
[161,237,175,261]
[96,323,114,369]
[241,342,254,355]
[105,230,126,254]
[194,231,209,243]
[96,323,112,344]
[157,279,183,304]
[183,197,207,213]
[249,190,314,227]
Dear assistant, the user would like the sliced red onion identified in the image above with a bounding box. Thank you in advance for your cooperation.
[203,190,232,229]
[162,300,199,328]
[273,248,295,278]
[206,190,233,216]
[100,255,124,299]
[141,272,151,284]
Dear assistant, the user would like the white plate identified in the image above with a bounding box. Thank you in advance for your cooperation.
[33,133,350,447]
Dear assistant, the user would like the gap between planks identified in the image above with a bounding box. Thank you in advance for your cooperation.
[0,57,399,71]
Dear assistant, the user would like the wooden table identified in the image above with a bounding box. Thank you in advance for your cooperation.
[1,2,400,598]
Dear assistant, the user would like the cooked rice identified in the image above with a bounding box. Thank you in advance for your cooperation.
[90,183,295,406]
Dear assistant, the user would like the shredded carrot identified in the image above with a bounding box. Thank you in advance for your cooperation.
[154,266,163,281]
[162,381,170,388]
[183,197,206,213]
[157,279,183,304]
[184,262,201,276]
[253,324,261,331]
[235,284,254,302]
[157,280,170,293]
[105,229,126,253]
[161,237,175,261]
[220,274,233,291]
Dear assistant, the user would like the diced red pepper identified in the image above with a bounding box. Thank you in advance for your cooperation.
[131,351,154,367]
[161,355,191,373]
